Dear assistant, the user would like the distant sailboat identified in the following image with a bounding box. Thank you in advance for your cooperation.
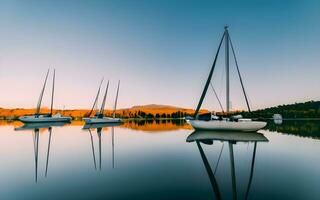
[19,69,72,123]
[187,26,266,132]
[83,80,123,124]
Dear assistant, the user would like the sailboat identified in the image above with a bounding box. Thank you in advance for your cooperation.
[18,69,72,123]
[187,130,268,200]
[83,80,123,124]
[187,26,266,132]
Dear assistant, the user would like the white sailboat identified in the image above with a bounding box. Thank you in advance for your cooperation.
[83,80,123,124]
[187,26,266,132]
[18,69,72,123]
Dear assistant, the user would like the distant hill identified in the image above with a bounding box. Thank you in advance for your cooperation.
[0,104,207,120]
[130,104,183,109]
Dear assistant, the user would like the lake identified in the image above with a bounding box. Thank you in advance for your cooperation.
[0,120,319,200]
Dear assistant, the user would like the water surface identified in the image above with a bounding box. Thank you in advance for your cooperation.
[0,120,319,200]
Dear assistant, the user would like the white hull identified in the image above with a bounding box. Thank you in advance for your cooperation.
[83,117,123,124]
[19,115,71,123]
[187,119,267,132]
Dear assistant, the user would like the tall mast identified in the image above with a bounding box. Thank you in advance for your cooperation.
[50,69,55,116]
[88,78,103,117]
[99,80,109,116]
[225,26,230,113]
[113,80,120,118]
[36,69,49,116]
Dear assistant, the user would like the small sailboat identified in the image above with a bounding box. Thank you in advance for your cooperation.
[187,26,266,132]
[18,69,72,123]
[83,80,123,124]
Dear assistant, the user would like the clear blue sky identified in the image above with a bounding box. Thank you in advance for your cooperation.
[0,0,319,111]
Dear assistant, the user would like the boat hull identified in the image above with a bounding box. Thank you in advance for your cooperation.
[19,115,71,123]
[187,120,267,132]
[83,117,123,124]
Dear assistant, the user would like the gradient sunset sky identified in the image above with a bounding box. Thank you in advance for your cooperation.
[0,0,319,111]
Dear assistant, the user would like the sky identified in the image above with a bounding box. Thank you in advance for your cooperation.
[0,0,319,111]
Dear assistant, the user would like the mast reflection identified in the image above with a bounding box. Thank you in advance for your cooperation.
[187,131,269,200]
[15,122,68,182]
[83,122,121,171]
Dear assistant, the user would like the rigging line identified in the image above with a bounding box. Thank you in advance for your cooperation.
[228,35,251,112]
[194,32,225,118]
[213,143,225,175]
[88,78,104,117]
[36,69,50,116]
[210,82,225,113]
[218,58,225,99]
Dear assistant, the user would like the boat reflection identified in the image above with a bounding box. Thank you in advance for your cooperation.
[14,122,69,182]
[82,122,122,170]
[187,131,268,200]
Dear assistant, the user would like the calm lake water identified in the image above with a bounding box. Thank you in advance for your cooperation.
[0,120,319,200]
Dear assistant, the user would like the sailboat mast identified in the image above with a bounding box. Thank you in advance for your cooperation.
[99,80,109,116]
[225,26,230,113]
[88,78,103,117]
[36,69,50,116]
[113,80,120,118]
[50,69,55,116]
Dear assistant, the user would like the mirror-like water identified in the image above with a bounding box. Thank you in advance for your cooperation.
[0,120,319,200]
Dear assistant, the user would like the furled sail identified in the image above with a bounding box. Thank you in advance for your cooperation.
[50,69,55,116]
[99,80,109,117]
[113,80,120,118]
[87,78,104,117]
[35,69,50,116]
